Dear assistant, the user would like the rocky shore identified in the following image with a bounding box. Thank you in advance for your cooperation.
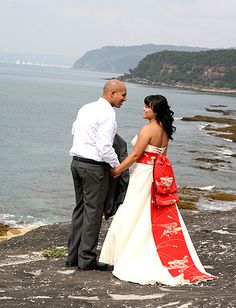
[182,114,236,143]
[1,208,236,308]
[177,187,236,210]
[118,76,236,95]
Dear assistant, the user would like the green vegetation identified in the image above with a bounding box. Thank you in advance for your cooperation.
[42,245,66,258]
[125,49,236,90]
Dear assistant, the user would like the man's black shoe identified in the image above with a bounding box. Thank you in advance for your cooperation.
[78,261,113,271]
[65,261,78,267]
[94,261,113,271]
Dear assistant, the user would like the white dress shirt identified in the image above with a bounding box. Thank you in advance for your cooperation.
[69,97,120,168]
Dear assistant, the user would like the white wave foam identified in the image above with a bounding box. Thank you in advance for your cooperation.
[174,117,183,120]
[199,123,230,131]
[198,123,208,130]
[207,123,230,128]
[223,138,233,143]
[188,185,215,191]
[216,148,234,156]
[198,197,236,211]
[0,214,21,227]
[0,213,45,228]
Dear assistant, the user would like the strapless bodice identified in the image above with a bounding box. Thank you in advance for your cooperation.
[131,135,166,155]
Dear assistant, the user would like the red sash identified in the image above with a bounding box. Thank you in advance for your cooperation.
[152,154,179,207]
[139,151,217,283]
[137,151,158,165]
[151,204,217,283]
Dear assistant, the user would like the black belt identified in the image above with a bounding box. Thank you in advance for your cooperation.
[73,156,106,166]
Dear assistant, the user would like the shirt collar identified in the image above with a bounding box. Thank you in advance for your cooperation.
[98,97,113,109]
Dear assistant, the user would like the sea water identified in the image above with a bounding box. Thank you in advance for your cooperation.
[0,63,235,226]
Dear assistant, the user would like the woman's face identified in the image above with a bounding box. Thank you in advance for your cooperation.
[143,104,156,120]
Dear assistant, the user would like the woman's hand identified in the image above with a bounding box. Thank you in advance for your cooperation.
[110,167,121,178]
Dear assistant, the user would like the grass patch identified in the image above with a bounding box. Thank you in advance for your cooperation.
[42,245,66,258]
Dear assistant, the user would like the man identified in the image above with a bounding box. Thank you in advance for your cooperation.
[66,79,127,271]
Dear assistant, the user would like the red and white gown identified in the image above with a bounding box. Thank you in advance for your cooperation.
[99,136,217,285]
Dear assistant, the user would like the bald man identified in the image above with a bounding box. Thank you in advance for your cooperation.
[66,79,127,271]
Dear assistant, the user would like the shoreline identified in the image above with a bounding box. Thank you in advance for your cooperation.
[0,224,39,242]
[118,76,236,95]
[1,187,236,242]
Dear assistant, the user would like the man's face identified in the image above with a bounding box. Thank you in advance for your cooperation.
[111,87,127,108]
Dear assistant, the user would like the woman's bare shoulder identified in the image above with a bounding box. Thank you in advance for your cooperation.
[138,125,152,137]
[141,123,162,133]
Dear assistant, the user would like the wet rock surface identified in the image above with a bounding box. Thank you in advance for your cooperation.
[177,187,236,210]
[182,114,236,143]
[0,209,236,308]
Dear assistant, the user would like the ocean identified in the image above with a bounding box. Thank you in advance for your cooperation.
[0,63,235,227]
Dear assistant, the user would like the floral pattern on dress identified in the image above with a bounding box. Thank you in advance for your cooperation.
[151,204,217,283]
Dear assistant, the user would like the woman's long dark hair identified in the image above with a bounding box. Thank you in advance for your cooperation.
[144,95,176,140]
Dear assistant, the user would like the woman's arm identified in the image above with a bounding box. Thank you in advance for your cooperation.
[111,126,151,176]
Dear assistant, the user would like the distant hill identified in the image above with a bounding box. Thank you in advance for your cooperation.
[120,49,236,91]
[72,44,207,73]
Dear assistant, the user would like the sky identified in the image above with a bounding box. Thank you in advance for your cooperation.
[0,0,236,61]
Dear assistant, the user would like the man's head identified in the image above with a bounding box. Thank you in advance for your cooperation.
[102,79,127,108]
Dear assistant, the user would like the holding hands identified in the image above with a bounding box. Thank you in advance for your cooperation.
[110,167,120,178]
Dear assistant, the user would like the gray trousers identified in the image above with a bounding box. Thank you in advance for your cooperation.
[67,159,109,268]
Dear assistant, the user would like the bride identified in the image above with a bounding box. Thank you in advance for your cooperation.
[99,94,217,286]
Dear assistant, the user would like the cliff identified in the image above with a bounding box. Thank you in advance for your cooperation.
[72,44,207,73]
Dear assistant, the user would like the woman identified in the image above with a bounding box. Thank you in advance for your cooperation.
[100,95,217,285]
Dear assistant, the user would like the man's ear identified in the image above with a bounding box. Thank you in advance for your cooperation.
[111,90,116,97]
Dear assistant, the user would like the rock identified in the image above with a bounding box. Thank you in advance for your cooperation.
[0,210,236,307]
[177,186,236,210]
[181,115,236,142]
[0,225,39,242]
